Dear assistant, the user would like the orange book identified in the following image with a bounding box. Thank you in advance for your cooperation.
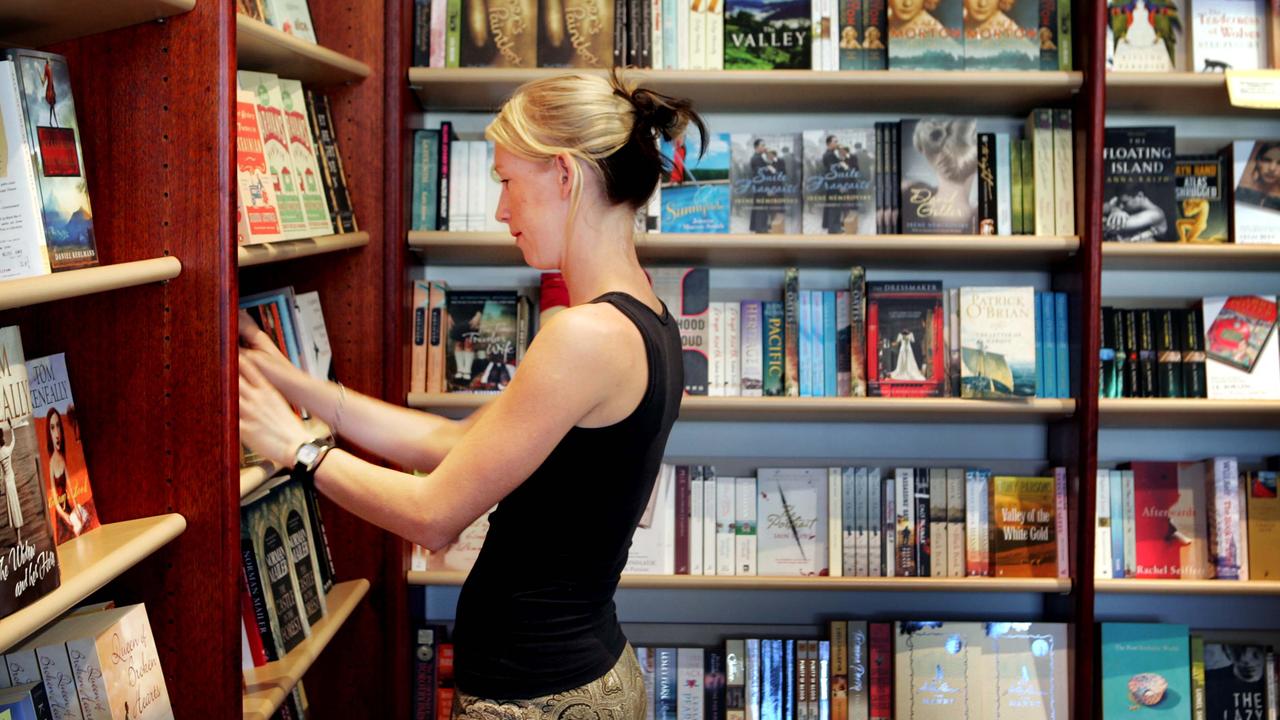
[27,353,99,545]
[991,475,1057,577]
[1247,471,1280,579]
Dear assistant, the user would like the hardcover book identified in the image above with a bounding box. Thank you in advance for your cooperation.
[26,353,99,546]
[1190,0,1267,70]
[959,286,1037,399]
[242,485,311,657]
[444,291,523,393]
[537,0,615,66]
[278,79,334,236]
[899,118,979,235]
[980,622,1071,720]
[962,0,1039,69]
[660,127,731,233]
[1101,623,1192,720]
[801,130,876,235]
[756,468,828,576]
[1203,295,1280,399]
[648,267,710,395]
[1102,126,1177,242]
[1203,643,1268,720]
[887,0,963,68]
[991,475,1057,577]
[1174,155,1229,243]
[892,621,979,718]
[1246,471,1278,579]
[730,134,803,234]
[724,0,814,69]
[234,86,282,245]
[1124,461,1212,579]
[866,281,945,397]
[1,50,98,271]
[1231,140,1280,244]
[1105,0,1187,71]
[461,0,538,65]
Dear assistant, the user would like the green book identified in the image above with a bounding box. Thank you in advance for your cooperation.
[1020,139,1035,236]
[763,301,785,397]
[1010,140,1025,235]
[1190,635,1206,720]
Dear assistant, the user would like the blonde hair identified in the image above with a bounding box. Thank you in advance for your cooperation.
[485,70,705,233]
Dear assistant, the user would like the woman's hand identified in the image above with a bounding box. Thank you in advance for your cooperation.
[239,309,306,389]
[239,348,312,469]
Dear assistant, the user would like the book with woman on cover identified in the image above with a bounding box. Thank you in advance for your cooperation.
[26,353,98,545]
[1232,140,1280,244]
[802,130,876,235]
[866,281,945,397]
[899,118,979,235]
[730,134,802,235]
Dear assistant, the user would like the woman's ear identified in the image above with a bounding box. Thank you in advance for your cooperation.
[554,154,574,200]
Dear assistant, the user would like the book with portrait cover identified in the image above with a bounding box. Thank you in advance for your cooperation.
[1190,0,1267,71]
[461,0,538,65]
[991,475,1057,577]
[802,130,876,235]
[537,0,614,66]
[962,0,1039,69]
[0,62,54,281]
[0,327,59,618]
[443,291,523,393]
[1105,0,1187,71]
[756,468,828,576]
[1231,140,1280,244]
[1174,155,1229,243]
[892,621,980,718]
[263,0,319,41]
[866,281,945,397]
[1,50,98,272]
[1102,126,1177,242]
[730,134,802,234]
[26,353,98,546]
[899,118,979,235]
[887,0,963,69]
[660,127,731,233]
[959,286,1037,399]
[1100,623,1191,720]
[979,622,1071,719]
[1203,643,1269,720]
[724,0,814,69]
[1123,461,1211,579]
[648,267,710,395]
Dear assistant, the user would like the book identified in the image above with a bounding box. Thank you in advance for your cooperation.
[0,62,53,278]
[849,267,867,397]
[730,134,803,234]
[980,622,1071,719]
[899,118,978,235]
[763,300,786,396]
[991,475,1057,577]
[963,0,1038,69]
[537,0,614,66]
[1106,0,1187,71]
[1203,295,1280,399]
[1174,155,1230,243]
[893,621,978,717]
[742,301,765,396]
[724,0,814,69]
[1231,140,1280,244]
[1182,306,1207,397]
[756,468,828,576]
[1027,109,1056,237]
[460,0,537,65]
[801,130,876,235]
[237,71,309,239]
[887,0,963,68]
[959,286,1037,399]
[784,268,800,396]
[0,50,98,271]
[1204,643,1269,720]
[625,464,676,574]
[278,79,334,236]
[660,127,731,233]
[735,476,758,576]
[977,133,998,234]
[55,603,174,719]
[0,683,53,719]
[1053,110,1075,237]
[1125,461,1212,579]
[26,354,98,546]
[304,90,359,233]
[234,84,285,246]
[1102,126,1177,242]
[241,483,311,656]
[1246,471,1279,579]
[1191,0,1268,70]
[866,281,945,397]
[262,0,319,40]
[1101,623,1192,720]
[647,267,710,395]
[443,290,523,392]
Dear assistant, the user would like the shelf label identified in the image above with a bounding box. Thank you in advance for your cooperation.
[1226,70,1280,110]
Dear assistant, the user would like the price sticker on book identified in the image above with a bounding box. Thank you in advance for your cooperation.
[1225,70,1280,110]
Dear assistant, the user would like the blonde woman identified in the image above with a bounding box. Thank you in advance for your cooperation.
[238,71,700,717]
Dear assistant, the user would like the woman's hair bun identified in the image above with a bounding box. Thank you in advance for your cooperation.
[609,70,707,153]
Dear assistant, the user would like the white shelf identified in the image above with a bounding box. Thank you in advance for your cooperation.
[242,579,370,720]
[239,418,333,499]
[236,14,371,86]
[0,514,187,653]
[238,232,369,268]
[0,257,181,312]
[0,0,194,47]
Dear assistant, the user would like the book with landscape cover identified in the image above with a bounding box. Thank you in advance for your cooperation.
[1174,155,1229,243]
[444,291,523,393]
[537,0,614,66]
[899,118,979,235]
[1101,623,1191,720]
[1102,126,1177,242]
[660,127,731,233]
[959,286,1037,399]
[648,267,710,395]
[730,133,803,234]
[1231,140,1280,244]
[461,0,538,65]
[1105,0,1187,71]
[866,281,945,397]
[892,621,979,717]
[27,353,98,546]
[724,0,814,68]
[756,468,828,576]
[991,475,1057,577]
[802,130,876,235]
[1203,295,1280,399]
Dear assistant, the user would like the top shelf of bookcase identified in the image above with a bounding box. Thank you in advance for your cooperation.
[408,68,1084,114]
[0,0,194,48]
[236,14,371,87]
[1106,72,1271,116]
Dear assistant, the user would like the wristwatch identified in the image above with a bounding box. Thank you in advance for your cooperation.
[292,439,334,481]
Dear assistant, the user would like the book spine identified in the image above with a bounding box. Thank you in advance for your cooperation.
[675,466,691,575]
[867,623,891,720]
[1191,635,1207,720]
[1095,468,1113,579]
[1101,306,1118,398]
[895,468,915,576]
[727,301,742,396]
[709,301,726,397]
[411,280,430,393]
[1009,137,1024,234]
[874,124,886,234]
[835,290,851,397]
[1055,292,1070,397]
[842,468,858,576]
[1039,0,1059,69]
[1028,109,1056,237]
[435,122,452,230]
[1137,309,1157,398]
[467,141,485,231]
[977,132,997,235]
[690,471,704,576]
[829,468,844,578]
[928,468,946,577]
[736,476,758,576]
[241,536,280,661]
[241,582,269,666]
[853,467,869,577]
[978,469,992,576]
[1110,469,1126,578]
[65,640,110,720]
[830,622,849,720]
[946,467,964,577]
[916,470,932,577]
[741,301,764,396]
[746,639,762,720]
[429,0,448,66]
[864,0,887,69]
[1055,466,1069,578]
[708,0,724,68]
[763,301,785,397]
[867,468,882,577]
[704,469,718,576]
[1237,471,1251,581]
[616,0,628,67]
[412,627,440,720]
[1052,109,1074,235]
[677,649,705,720]
[965,468,982,576]
[882,473,895,577]
[799,291,812,397]
[34,644,81,720]
[948,287,960,397]
[783,268,800,396]
[662,0,677,67]
[1182,306,1207,398]
[1266,651,1276,720]
[656,649,678,720]
[823,291,837,397]
[847,622,869,720]
[761,640,782,720]
[1156,308,1183,398]
[1035,292,1047,397]
[1122,469,1137,577]
[726,639,746,720]
[688,0,705,69]
[707,652,726,720]
[995,133,1012,236]
[1020,138,1035,236]
[717,473,737,576]
[849,266,867,397]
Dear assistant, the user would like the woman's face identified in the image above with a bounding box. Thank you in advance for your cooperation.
[966,0,998,24]
[49,412,63,453]
[493,146,569,270]
[892,0,923,23]
[1256,147,1280,187]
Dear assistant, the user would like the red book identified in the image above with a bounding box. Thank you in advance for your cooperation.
[239,574,268,667]
[675,465,691,575]
[866,281,946,397]
[868,622,892,720]
[1128,461,1212,579]
[436,643,455,720]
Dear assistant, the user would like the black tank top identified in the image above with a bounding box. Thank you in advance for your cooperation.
[452,291,684,698]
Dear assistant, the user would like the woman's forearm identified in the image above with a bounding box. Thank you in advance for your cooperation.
[313,449,452,551]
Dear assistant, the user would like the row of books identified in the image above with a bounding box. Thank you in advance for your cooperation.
[1102,130,1278,244]
[0,602,172,719]
[1105,0,1276,72]
[417,463,1068,579]
[235,71,359,246]
[237,0,321,44]
[411,0,1072,71]
[1094,458,1279,581]
[408,284,536,394]
[411,111,1077,239]
[1101,296,1280,400]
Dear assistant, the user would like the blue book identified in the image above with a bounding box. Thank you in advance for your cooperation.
[823,291,837,397]
[663,0,678,68]
[818,640,831,720]
[1109,469,1126,578]
[784,639,795,720]
[747,639,763,720]
[1040,291,1057,399]
[656,648,678,720]
[761,639,784,720]
[1035,292,1046,397]
[1101,624,1191,720]
[241,290,303,368]
[659,127,731,233]
[800,291,813,397]
[0,682,52,720]
[811,292,824,398]
[411,129,440,231]
[1055,292,1070,398]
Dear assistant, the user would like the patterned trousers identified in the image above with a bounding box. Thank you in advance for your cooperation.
[452,645,646,720]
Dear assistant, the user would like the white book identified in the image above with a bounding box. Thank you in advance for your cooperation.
[1052,110,1075,237]
[1095,468,1113,579]
[690,472,704,576]
[1026,109,1056,237]
[278,79,334,236]
[704,470,718,576]
[736,476,758,576]
[995,133,1013,236]
[741,301,765,396]
[262,0,319,41]
[929,468,947,578]
[716,474,737,575]
[1232,141,1280,244]
[1237,476,1251,581]
[726,301,742,396]
[677,648,705,720]
[485,142,502,231]
[1203,295,1280,399]
[625,464,677,575]
[467,141,486,231]
[854,467,870,577]
[841,467,857,576]
[294,291,333,381]
[447,140,469,231]
[811,0,824,69]
[756,468,828,576]
[2,651,38,694]
[829,468,843,577]
[1191,0,1268,70]
[429,0,447,67]
[0,61,52,278]
[882,473,895,577]
[678,0,691,69]
[709,301,726,396]
[1122,469,1137,577]
[946,467,965,578]
[707,0,724,69]
[688,0,706,69]
[36,641,85,720]
[867,468,882,577]
[637,648,656,720]
[52,604,173,720]
[237,71,310,240]
[977,470,991,576]
[652,0,665,69]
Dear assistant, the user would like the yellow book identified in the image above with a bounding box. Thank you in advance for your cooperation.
[1246,471,1280,579]
[991,476,1057,578]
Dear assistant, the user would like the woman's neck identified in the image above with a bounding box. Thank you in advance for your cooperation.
[560,204,654,308]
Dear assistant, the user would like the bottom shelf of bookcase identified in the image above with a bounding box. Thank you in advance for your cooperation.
[1096,579,1280,596]
[239,418,334,499]
[242,579,371,720]
[0,513,187,653]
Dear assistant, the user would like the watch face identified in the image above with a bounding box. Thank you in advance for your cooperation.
[297,443,321,467]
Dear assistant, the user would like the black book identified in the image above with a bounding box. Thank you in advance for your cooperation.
[1182,305,1207,398]
[437,121,453,231]
[977,132,997,235]
[1204,643,1268,720]
[1137,309,1157,397]
[705,651,727,720]
[914,469,930,577]
[1102,126,1177,242]
[890,121,901,233]
[874,123,886,234]
[1100,306,1119,398]
[1122,309,1139,398]
[413,0,431,66]
[1156,309,1183,398]
[306,90,359,233]
[614,0,627,66]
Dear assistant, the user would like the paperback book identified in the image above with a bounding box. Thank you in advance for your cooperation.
[1202,295,1280,399]
[1174,155,1229,243]
[962,0,1039,69]
[1105,0,1187,71]
[461,0,538,66]
[801,130,876,235]
[1102,126,1177,242]
[730,134,803,234]
[959,286,1037,399]
[1101,623,1192,720]
[756,468,829,576]
[724,0,814,69]
[991,475,1057,577]
[648,267,710,395]
[887,0,963,68]
[866,281,945,397]
[26,353,99,545]
[981,622,1071,719]
[892,621,979,717]
[1126,461,1211,579]
[1231,140,1280,244]
[899,118,979,235]
[1190,0,1268,70]
[537,0,615,66]
[1203,643,1269,720]
[444,291,524,393]
[660,127,731,233]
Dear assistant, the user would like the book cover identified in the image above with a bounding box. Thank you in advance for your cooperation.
[802,130,876,235]
[899,118,979,235]
[980,622,1071,720]
[724,0,814,69]
[26,353,98,546]
[537,0,614,66]
[263,0,319,40]
[850,266,867,397]
[1125,461,1211,579]
[1246,471,1279,579]
[1052,110,1075,237]
[62,604,173,719]
[763,300,785,396]
[625,464,677,574]
[1182,305,1206,397]
[1105,0,1187,71]
[237,71,309,239]
[736,476,758,576]
[977,133,997,234]
[461,0,538,65]
[756,468,828,576]
[0,61,52,279]
[991,475,1057,578]
[962,0,1039,69]
[866,281,946,397]
[0,327,60,617]
[887,0,963,68]
[660,127,731,233]
[2,50,98,271]
[893,621,978,718]
[1174,155,1229,243]
[648,267,711,395]
[242,488,311,656]
[1231,140,1280,244]
[959,286,1037,399]
[730,134,803,234]
[1102,126,1177,242]
[444,291,522,393]
[304,90,359,233]
[1190,0,1267,70]
[1203,295,1280,399]
[838,0,866,67]
[278,79,335,236]
[1204,643,1268,720]
[1101,623,1192,720]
